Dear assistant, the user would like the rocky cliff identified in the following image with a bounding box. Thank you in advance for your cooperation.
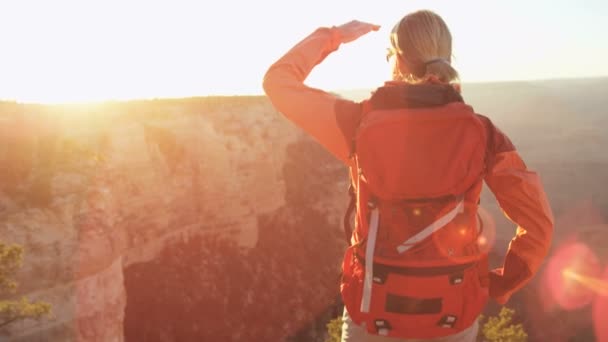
[0,97,349,341]
[1,79,608,341]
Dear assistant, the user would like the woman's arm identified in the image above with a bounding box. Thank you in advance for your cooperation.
[263,22,379,165]
[482,118,555,304]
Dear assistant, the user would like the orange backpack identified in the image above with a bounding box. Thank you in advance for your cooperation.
[340,88,491,339]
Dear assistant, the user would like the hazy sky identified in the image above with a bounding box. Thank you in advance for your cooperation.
[1,0,606,103]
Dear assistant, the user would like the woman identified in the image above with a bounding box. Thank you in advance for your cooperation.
[263,10,553,342]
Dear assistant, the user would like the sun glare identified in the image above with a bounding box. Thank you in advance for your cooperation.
[1,1,606,104]
[543,242,602,311]
[593,267,608,342]
[563,268,608,297]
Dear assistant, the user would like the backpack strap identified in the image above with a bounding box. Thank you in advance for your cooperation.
[360,200,380,313]
[343,182,356,246]
[396,196,465,254]
[340,100,374,246]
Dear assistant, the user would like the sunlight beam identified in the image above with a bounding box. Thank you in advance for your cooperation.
[563,268,608,297]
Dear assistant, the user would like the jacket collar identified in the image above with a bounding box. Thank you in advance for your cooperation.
[369,81,463,110]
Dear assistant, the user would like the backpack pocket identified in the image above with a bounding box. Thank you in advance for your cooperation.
[341,259,488,339]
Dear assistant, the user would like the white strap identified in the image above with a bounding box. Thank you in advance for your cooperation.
[360,207,379,313]
[397,200,464,254]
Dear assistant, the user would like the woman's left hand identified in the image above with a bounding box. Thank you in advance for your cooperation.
[335,20,381,44]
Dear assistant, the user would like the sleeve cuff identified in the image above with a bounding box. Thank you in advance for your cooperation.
[489,252,533,305]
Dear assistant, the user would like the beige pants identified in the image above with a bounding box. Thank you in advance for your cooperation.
[341,309,480,342]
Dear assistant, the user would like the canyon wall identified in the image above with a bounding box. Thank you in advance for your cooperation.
[0,97,349,341]
[1,79,608,341]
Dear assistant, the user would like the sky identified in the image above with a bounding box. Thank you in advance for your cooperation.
[0,0,607,103]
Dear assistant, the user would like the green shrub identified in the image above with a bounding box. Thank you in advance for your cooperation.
[325,307,528,342]
[325,315,343,342]
[0,242,51,330]
[478,307,527,342]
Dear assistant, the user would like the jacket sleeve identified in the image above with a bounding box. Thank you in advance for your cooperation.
[262,27,361,165]
[482,119,554,304]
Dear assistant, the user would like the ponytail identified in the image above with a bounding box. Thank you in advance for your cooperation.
[391,10,459,84]
[423,59,459,83]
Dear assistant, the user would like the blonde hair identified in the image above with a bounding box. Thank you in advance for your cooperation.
[390,10,459,83]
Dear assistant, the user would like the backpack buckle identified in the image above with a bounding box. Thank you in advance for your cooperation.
[437,315,458,328]
[374,319,392,336]
[373,266,388,284]
[449,272,464,285]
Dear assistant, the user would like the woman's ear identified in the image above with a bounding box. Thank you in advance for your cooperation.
[390,55,411,81]
[388,44,411,81]
[395,57,411,78]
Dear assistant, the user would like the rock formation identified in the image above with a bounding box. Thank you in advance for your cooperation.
[0,79,607,341]
[0,97,348,341]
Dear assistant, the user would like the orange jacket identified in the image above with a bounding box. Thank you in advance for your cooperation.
[263,26,554,305]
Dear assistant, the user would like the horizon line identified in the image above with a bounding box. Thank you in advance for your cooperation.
[1,74,607,107]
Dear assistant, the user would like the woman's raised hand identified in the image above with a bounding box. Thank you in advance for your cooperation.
[335,20,381,44]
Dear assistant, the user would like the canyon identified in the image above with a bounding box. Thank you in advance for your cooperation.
[1,78,608,341]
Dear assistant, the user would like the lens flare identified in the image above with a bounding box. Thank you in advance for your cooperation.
[593,266,608,342]
[476,206,496,254]
[563,269,608,296]
[430,204,497,261]
[542,242,601,310]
